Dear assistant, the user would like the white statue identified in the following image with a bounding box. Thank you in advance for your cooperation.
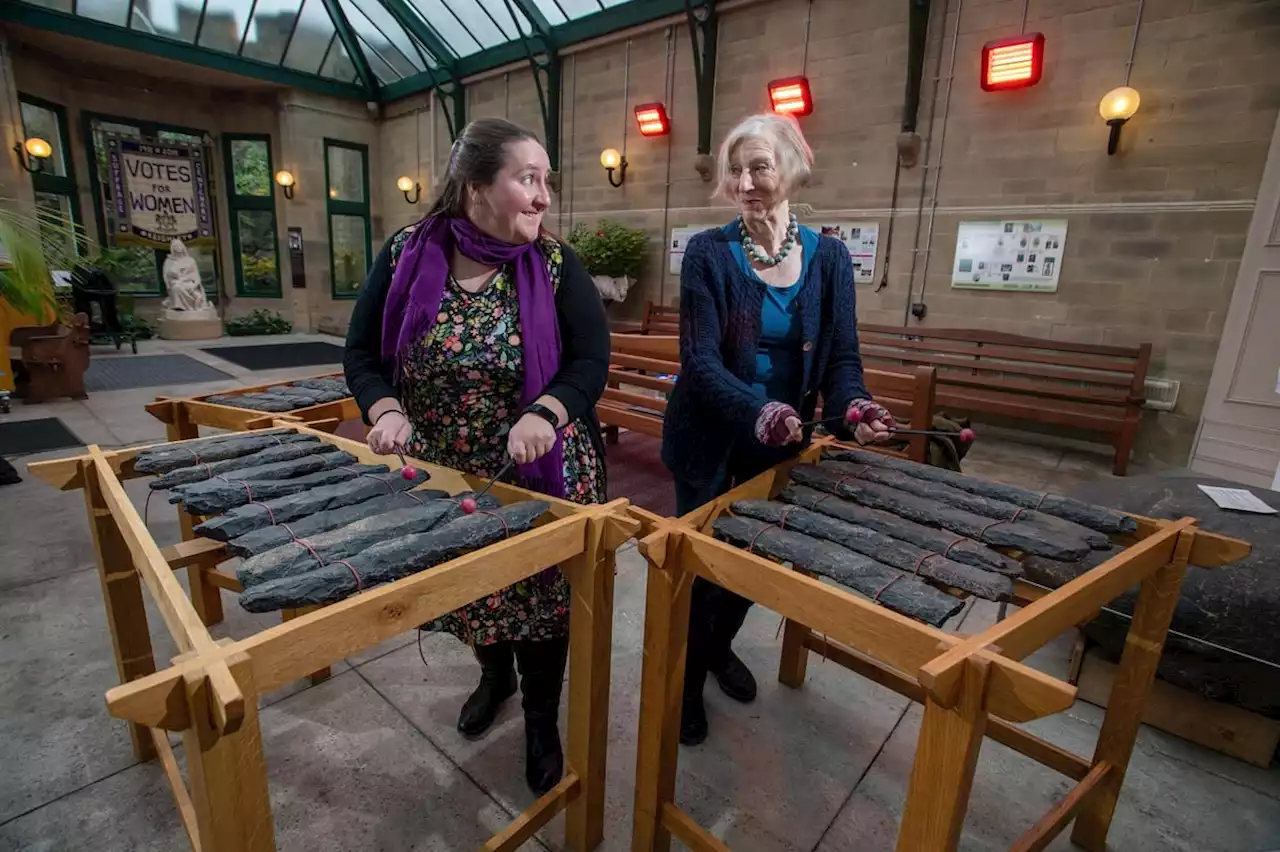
[161,239,216,318]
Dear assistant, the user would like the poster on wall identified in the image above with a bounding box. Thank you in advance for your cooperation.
[951,219,1068,292]
[106,136,214,248]
[817,222,880,284]
[669,225,715,274]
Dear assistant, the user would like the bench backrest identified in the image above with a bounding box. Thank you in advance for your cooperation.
[611,332,679,363]
[858,325,1151,410]
[641,303,680,336]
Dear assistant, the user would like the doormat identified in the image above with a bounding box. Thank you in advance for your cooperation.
[0,418,82,456]
[85,355,233,392]
[202,342,346,370]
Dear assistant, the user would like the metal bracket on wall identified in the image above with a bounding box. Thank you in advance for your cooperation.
[685,0,718,181]
[504,0,562,183]
[380,0,466,139]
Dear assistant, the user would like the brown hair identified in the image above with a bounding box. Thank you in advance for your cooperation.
[426,118,541,220]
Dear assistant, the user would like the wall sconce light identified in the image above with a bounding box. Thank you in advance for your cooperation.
[768,77,813,117]
[396,176,421,204]
[980,33,1046,91]
[1098,86,1140,155]
[328,187,339,199]
[601,148,627,188]
[15,137,52,174]
[635,103,670,137]
[274,170,296,199]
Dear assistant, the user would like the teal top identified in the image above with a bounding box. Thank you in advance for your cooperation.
[723,220,820,403]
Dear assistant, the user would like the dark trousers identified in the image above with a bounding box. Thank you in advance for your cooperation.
[676,465,756,700]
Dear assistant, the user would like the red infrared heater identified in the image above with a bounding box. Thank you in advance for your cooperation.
[634,103,671,137]
[980,33,1046,91]
[768,76,813,117]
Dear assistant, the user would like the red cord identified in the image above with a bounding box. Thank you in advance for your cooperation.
[331,559,362,590]
[873,574,903,602]
[943,537,964,558]
[477,510,511,539]
[746,523,773,554]
[1035,491,1049,510]
[977,518,1005,540]
[280,522,299,541]
[293,537,324,568]
[775,505,798,531]
[181,447,203,464]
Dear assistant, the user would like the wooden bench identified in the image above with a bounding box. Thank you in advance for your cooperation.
[858,325,1151,476]
[610,301,679,336]
[597,333,937,465]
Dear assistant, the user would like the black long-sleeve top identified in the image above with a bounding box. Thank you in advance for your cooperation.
[343,231,611,433]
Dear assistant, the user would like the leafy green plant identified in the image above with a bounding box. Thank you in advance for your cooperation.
[0,202,82,319]
[225,308,292,337]
[566,220,648,279]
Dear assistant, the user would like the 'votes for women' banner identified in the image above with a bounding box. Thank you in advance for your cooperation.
[107,137,214,248]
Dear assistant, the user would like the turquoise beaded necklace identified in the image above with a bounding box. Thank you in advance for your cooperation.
[740,214,799,267]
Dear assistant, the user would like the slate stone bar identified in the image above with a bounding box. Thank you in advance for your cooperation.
[712,515,965,627]
[226,489,452,557]
[818,459,1112,550]
[730,499,1013,601]
[177,463,389,515]
[134,429,310,474]
[150,440,333,490]
[781,484,1023,576]
[194,470,432,540]
[237,494,502,587]
[825,447,1137,534]
[168,451,359,505]
[238,500,551,613]
[205,393,302,412]
[789,464,1093,561]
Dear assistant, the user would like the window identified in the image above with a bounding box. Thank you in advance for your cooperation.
[19,95,82,264]
[84,112,221,297]
[223,134,282,297]
[324,139,371,299]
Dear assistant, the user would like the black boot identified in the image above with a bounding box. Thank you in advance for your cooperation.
[707,592,757,704]
[515,637,569,795]
[458,641,517,738]
[680,578,717,746]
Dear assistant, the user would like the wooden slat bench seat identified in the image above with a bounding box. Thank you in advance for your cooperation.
[858,325,1151,475]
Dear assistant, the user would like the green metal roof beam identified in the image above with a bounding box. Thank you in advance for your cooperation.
[319,0,379,96]
[507,0,555,46]
[378,0,459,71]
[377,0,465,139]
[0,3,370,101]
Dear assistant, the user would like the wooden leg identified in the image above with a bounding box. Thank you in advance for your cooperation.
[1070,533,1192,851]
[896,656,990,852]
[631,534,692,852]
[84,460,158,762]
[1112,419,1137,477]
[281,606,331,684]
[184,653,276,852]
[564,517,616,851]
[777,618,810,688]
[604,425,620,446]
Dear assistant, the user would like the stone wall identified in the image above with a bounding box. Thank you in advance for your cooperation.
[421,0,1278,464]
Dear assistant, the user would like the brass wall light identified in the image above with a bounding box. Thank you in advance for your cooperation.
[274,170,296,199]
[1099,86,1140,155]
[600,148,627,188]
[397,175,421,204]
[15,137,52,174]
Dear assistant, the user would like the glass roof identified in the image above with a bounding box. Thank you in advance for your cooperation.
[10,0,648,95]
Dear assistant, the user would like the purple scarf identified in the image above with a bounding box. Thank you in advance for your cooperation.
[381,216,565,499]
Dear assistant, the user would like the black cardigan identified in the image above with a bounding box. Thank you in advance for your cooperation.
[343,232,611,444]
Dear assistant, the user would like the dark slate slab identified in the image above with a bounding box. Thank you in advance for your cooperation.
[177,463,387,515]
[149,440,333,490]
[712,515,965,627]
[133,429,307,474]
[238,501,551,613]
[1022,470,1280,717]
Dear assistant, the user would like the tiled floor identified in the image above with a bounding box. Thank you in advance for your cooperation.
[1,334,1277,852]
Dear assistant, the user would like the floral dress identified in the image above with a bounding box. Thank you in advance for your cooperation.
[391,227,606,646]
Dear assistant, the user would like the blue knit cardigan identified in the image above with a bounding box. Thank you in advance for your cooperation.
[661,226,872,489]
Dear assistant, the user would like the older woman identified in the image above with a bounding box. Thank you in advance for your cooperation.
[343,118,610,794]
[661,113,894,745]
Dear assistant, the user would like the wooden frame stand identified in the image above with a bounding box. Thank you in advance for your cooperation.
[627,439,1249,852]
[29,424,640,852]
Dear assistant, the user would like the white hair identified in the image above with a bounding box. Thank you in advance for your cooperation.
[714,113,814,199]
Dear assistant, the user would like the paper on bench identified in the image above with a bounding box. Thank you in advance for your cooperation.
[1197,485,1277,514]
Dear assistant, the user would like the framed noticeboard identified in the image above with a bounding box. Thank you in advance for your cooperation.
[951,219,1068,293]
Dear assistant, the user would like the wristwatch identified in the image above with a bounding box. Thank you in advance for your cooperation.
[523,402,560,429]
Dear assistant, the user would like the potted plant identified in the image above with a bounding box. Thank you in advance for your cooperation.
[0,203,78,320]
[566,220,648,303]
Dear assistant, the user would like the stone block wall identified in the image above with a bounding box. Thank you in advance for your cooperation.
[420,0,1277,464]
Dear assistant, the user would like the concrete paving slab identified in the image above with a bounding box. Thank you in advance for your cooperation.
[816,699,1280,852]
